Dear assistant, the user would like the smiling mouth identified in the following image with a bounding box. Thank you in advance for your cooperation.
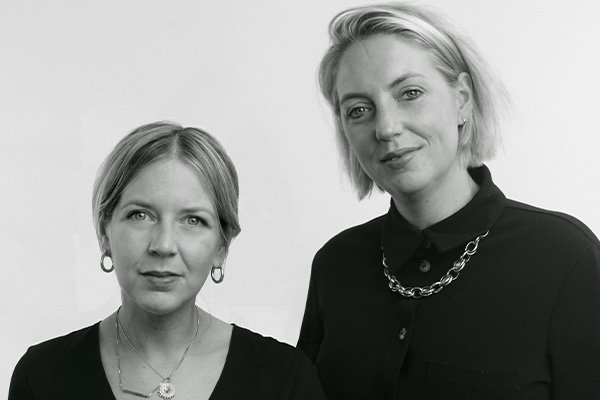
[381,147,420,163]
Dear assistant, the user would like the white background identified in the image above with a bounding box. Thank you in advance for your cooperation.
[2,0,599,392]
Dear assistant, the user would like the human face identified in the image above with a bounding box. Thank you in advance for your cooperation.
[336,34,471,199]
[105,158,226,315]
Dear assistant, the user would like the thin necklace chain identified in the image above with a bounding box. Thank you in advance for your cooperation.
[116,324,159,398]
[382,230,489,298]
[115,306,201,398]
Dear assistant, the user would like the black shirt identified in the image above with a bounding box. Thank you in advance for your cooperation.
[9,323,326,399]
[297,166,600,399]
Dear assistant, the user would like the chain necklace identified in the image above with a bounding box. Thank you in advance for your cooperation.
[115,307,201,399]
[382,230,489,298]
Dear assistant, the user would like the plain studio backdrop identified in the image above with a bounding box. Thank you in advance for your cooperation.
[1,0,599,392]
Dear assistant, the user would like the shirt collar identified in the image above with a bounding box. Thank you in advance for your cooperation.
[381,165,506,272]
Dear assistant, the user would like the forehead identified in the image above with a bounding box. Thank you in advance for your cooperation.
[336,34,441,94]
[119,158,214,208]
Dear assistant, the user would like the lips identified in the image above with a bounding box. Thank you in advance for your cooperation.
[381,147,420,163]
[140,271,180,278]
[140,270,181,289]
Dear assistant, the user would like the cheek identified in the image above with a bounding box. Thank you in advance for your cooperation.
[344,126,372,156]
[108,228,146,268]
[180,236,223,269]
[419,106,459,149]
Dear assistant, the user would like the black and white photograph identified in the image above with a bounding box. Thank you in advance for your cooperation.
[2,1,599,399]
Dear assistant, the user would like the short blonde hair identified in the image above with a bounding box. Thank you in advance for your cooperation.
[92,122,241,252]
[319,3,510,199]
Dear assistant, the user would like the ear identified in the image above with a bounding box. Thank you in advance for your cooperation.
[100,222,112,255]
[455,72,473,124]
[214,244,228,269]
[100,234,111,255]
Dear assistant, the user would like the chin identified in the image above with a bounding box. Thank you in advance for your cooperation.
[130,292,192,316]
[384,174,428,196]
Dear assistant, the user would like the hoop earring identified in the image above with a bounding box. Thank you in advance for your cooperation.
[211,264,224,284]
[100,253,114,273]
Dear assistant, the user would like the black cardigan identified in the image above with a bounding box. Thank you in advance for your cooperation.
[10,323,325,399]
[298,166,600,399]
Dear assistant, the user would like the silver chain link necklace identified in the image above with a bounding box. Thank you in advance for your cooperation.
[382,230,489,298]
[115,307,201,399]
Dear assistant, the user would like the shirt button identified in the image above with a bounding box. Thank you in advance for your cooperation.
[399,328,407,340]
[418,259,431,273]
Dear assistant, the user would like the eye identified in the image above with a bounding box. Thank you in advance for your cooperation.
[185,216,206,227]
[400,89,423,101]
[346,105,372,120]
[128,211,149,221]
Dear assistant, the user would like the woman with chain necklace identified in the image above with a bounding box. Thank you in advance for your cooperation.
[297,3,600,399]
[9,122,325,400]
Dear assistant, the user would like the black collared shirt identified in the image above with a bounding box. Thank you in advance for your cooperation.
[298,166,600,399]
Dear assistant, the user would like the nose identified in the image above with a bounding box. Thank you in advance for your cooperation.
[148,222,177,257]
[375,102,404,142]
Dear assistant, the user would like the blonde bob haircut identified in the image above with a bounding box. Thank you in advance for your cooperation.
[92,121,241,253]
[319,3,510,199]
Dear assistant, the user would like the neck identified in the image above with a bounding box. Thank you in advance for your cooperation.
[117,301,203,358]
[391,165,478,230]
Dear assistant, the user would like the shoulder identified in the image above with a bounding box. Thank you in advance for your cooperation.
[9,323,99,398]
[308,214,386,280]
[230,325,312,369]
[215,325,324,398]
[503,198,599,248]
[316,214,386,260]
[21,323,98,363]
[498,199,600,287]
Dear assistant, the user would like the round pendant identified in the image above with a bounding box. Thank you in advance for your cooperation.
[158,381,175,400]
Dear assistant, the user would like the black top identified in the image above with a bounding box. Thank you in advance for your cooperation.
[9,323,326,399]
[297,166,600,400]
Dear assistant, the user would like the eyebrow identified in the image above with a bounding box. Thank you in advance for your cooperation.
[120,200,154,210]
[120,201,216,216]
[181,207,216,216]
[386,73,424,90]
[339,72,425,105]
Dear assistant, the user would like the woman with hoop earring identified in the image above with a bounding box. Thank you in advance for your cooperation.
[10,122,325,400]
